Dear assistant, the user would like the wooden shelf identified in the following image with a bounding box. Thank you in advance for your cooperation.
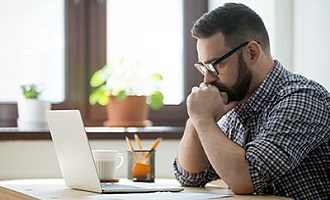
[0,126,184,141]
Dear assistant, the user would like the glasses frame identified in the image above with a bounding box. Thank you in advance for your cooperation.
[194,41,250,76]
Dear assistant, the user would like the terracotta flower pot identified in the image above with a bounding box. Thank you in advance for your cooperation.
[104,95,149,127]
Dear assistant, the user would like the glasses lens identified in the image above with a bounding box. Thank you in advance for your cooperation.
[205,64,218,76]
[194,62,207,75]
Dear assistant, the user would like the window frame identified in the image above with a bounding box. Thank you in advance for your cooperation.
[0,0,207,127]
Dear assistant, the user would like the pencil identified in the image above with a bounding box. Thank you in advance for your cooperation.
[134,134,146,158]
[150,138,162,151]
[125,137,140,161]
[143,138,162,161]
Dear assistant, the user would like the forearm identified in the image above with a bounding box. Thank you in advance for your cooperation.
[177,119,209,173]
[193,118,254,194]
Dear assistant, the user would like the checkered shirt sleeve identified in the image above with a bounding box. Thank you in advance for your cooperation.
[173,157,219,187]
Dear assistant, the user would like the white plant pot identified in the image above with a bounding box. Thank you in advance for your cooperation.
[17,99,51,130]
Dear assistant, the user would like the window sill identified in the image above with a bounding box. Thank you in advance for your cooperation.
[0,126,184,141]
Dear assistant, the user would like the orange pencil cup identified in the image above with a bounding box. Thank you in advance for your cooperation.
[127,149,155,182]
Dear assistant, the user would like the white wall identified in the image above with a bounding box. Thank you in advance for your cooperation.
[208,0,330,91]
[0,139,180,180]
[293,0,330,91]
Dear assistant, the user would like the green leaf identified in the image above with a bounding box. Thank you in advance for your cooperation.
[21,84,40,99]
[150,73,163,81]
[89,91,99,105]
[98,95,109,106]
[89,87,108,106]
[90,69,106,87]
[149,91,164,110]
[90,65,114,87]
[115,90,127,100]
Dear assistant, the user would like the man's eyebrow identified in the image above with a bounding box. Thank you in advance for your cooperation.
[203,58,218,65]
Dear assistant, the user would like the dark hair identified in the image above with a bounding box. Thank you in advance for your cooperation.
[191,3,270,53]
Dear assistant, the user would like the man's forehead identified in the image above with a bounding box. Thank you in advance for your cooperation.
[196,32,227,63]
[197,32,225,46]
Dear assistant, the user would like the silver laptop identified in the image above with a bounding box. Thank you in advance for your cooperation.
[45,110,183,194]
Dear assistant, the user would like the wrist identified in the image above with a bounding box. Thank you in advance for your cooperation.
[184,118,199,139]
[193,117,218,132]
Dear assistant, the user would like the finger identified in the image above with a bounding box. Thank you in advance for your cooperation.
[199,82,207,88]
[191,86,199,92]
[199,82,211,89]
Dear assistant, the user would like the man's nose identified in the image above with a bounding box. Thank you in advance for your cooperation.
[203,70,217,83]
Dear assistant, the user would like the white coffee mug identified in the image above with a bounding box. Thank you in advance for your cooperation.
[92,150,124,181]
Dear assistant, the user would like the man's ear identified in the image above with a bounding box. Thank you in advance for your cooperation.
[245,41,261,66]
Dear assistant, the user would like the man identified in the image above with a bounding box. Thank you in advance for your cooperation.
[173,3,330,200]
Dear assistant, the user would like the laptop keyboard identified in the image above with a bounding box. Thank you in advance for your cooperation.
[101,183,141,189]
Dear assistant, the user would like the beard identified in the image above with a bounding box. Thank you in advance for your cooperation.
[212,52,252,103]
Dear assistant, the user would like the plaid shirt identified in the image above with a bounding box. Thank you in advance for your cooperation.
[173,60,330,199]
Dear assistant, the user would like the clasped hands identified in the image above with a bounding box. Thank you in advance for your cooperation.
[187,82,238,122]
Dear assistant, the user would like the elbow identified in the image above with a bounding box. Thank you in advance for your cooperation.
[225,166,255,195]
[230,185,255,195]
[232,189,255,195]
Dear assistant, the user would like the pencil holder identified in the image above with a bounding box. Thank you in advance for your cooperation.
[127,149,155,182]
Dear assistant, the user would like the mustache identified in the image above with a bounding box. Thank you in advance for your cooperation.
[210,82,239,103]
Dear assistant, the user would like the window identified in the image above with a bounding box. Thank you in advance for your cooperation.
[0,0,65,102]
[107,0,183,104]
[0,0,207,127]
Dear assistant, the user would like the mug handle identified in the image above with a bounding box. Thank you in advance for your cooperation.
[116,154,124,169]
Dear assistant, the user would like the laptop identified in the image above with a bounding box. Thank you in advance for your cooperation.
[45,110,183,194]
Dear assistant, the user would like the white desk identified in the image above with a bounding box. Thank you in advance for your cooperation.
[0,179,292,200]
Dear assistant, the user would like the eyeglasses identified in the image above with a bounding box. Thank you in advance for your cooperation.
[194,41,250,76]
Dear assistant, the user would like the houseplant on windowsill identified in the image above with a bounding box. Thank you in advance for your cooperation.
[89,58,164,127]
[17,84,51,130]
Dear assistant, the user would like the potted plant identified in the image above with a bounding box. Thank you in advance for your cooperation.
[89,58,164,127]
[17,84,51,130]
